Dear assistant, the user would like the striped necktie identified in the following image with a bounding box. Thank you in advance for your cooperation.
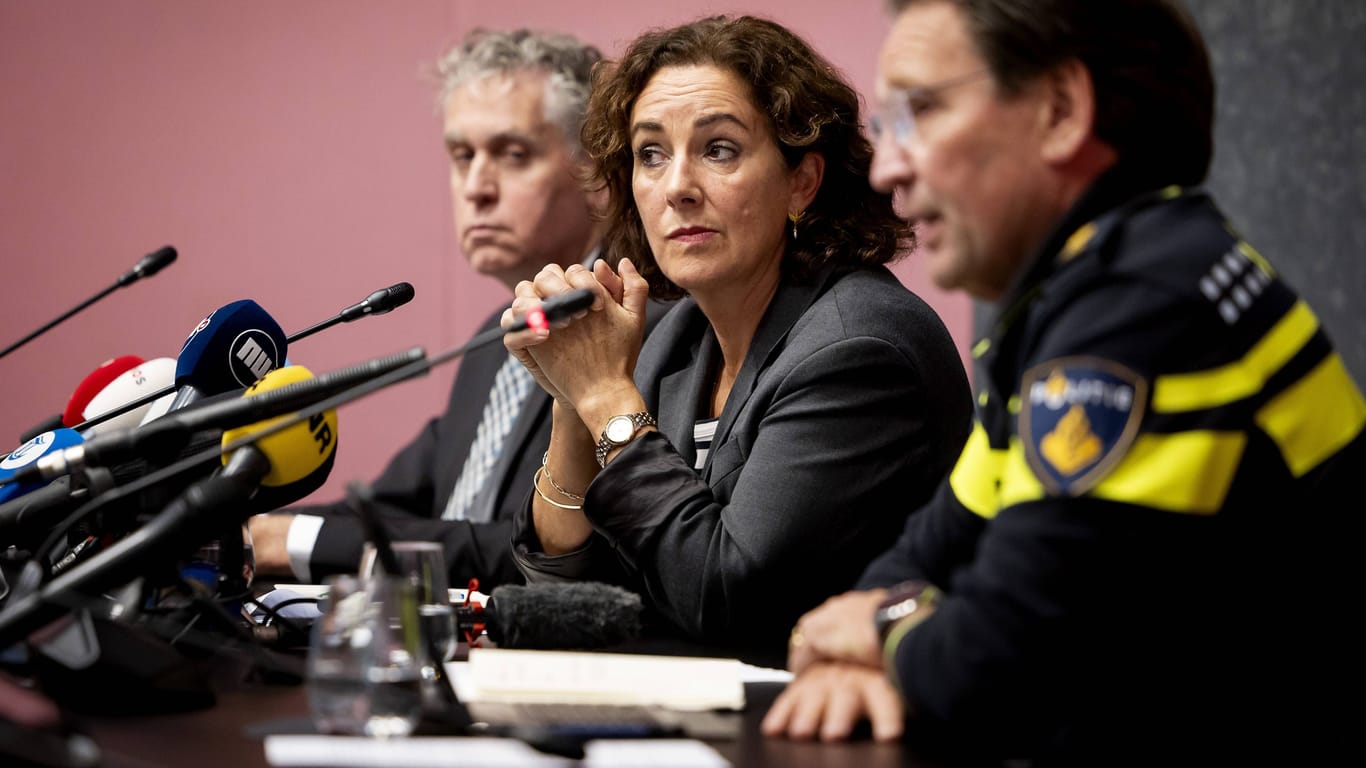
[443,355,537,521]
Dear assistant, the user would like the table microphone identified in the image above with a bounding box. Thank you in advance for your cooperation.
[287,282,416,344]
[0,246,176,361]
[462,582,645,650]
[71,280,416,434]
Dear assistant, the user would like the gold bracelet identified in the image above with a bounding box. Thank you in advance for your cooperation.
[540,452,585,501]
[533,466,583,510]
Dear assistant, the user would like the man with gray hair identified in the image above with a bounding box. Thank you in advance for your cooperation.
[249,29,614,590]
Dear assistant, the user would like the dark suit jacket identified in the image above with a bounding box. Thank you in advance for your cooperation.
[512,266,973,658]
[299,300,670,590]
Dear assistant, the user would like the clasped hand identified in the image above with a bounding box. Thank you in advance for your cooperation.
[501,259,649,412]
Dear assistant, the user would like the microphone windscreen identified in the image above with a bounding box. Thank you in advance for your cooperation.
[219,366,338,488]
[62,356,144,427]
[0,429,85,505]
[81,357,176,435]
[174,300,287,393]
[486,582,643,650]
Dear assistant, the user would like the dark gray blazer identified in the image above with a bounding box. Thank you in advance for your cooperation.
[512,266,973,657]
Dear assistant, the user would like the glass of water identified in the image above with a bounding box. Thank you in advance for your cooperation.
[305,574,425,738]
[360,574,426,738]
[359,541,457,669]
[305,574,372,735]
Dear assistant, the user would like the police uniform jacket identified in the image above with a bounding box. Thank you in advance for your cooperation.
[858,168,1366,762]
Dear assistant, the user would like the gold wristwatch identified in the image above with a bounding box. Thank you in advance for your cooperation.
[595,412,656,467]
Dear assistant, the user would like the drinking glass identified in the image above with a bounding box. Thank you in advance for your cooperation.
[360,574,427,738]
[359,541,457,668]
[305,574,426,738]
[305,574,372,735]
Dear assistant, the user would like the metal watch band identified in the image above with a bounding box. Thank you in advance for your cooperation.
[594,412,656,468]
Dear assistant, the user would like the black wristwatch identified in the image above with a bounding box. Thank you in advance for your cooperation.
[873,580,940,643]
[595,412,656,467]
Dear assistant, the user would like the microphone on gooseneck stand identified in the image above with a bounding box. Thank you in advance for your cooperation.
[0,287,591,493]
[0,246,177,362]
[70,280,419,435]
[287,282,416,344]
[0,429,86,506]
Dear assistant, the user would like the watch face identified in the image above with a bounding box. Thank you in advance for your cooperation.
[605,415,636,443]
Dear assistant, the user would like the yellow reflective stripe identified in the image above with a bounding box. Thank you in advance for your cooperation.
[999,439,1046,508]
[1091,431,1245,514]
[1256,354,1366,477]
[999,431,1246,514]
[1152,301,1318,413]
[949,422,1005,519]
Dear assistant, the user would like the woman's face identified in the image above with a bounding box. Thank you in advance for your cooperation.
[630,64,816,301]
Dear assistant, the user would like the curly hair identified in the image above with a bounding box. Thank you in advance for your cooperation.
[581,15,912,300]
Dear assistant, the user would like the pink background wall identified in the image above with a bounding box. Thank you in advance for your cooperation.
[0,1,971,505]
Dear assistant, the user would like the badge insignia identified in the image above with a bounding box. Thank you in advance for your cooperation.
[1020,357,1147,496]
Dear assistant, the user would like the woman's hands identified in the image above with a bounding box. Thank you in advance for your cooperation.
[502,259,651,419]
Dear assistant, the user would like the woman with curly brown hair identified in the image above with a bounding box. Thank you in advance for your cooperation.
[501,15,971,660]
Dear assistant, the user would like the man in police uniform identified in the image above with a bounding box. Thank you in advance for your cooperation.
[762,0,1365,762]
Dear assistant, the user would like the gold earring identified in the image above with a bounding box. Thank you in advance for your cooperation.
[788,210,805,240]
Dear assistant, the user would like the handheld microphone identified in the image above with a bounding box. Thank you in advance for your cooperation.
[164,300,288,413]
[457,582,644,650]
[0,429,85,505]
[62,356,146,427]
[0,453,265,646]
[220,365,339,513]
[6,347,413,488]
[287,282,416,344]
[77,357,177,436]
[0,246,177,362]
[0,388,339,646]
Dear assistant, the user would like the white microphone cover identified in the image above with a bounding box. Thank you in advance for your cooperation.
[81,357,176,436]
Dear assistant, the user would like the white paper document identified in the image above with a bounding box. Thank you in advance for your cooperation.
[450,649,747,711]
[263,735,732,768]
[263,735,573,767]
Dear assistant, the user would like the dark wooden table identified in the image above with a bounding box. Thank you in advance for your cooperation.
[82,673,950,767]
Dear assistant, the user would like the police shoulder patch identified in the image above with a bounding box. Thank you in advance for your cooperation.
[1019,356,1148,496]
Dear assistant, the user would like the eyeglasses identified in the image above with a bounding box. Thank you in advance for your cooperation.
[868,69,991,147]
